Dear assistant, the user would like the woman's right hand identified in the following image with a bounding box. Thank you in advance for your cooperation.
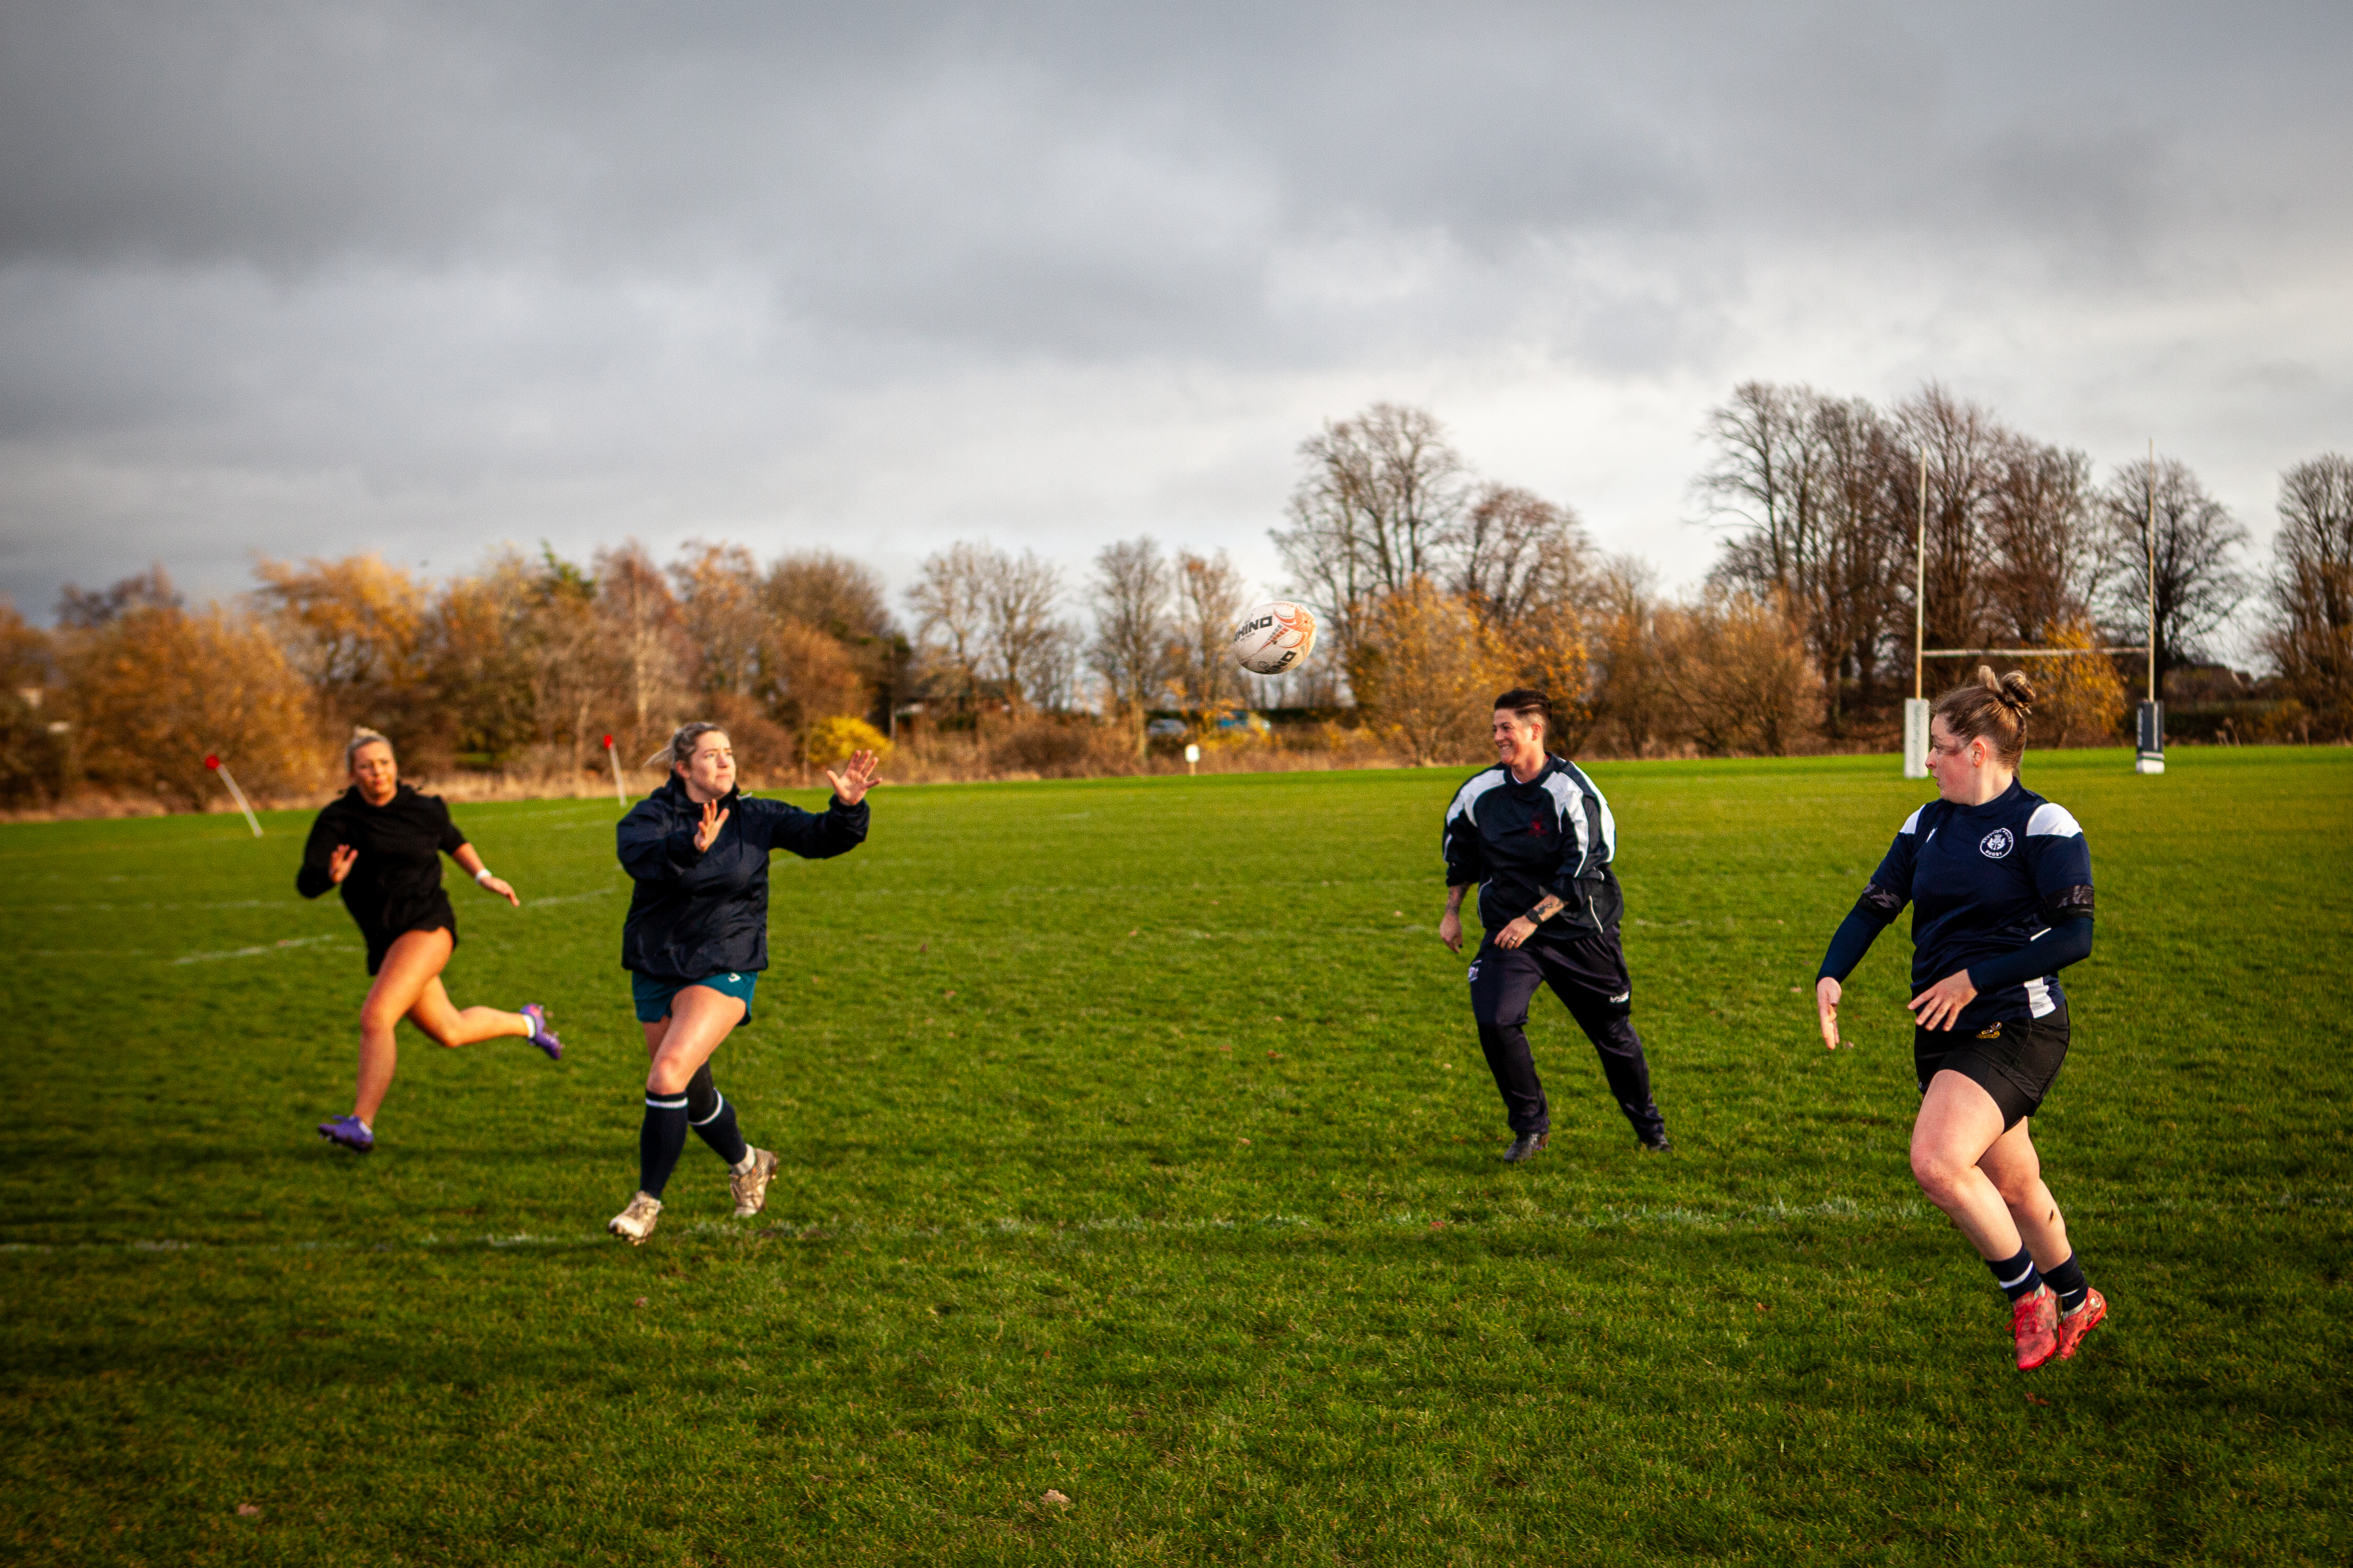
[693,798,731,854]
[328,844,358,885]
[1815,976,1843,1051]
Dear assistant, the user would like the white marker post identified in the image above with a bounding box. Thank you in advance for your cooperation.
[1184,742,1201,777]
[604,733,626,804]
[204,753,263,837]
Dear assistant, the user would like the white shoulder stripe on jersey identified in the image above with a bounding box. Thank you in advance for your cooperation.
[2027,803,2083,838]
[1540,770,1591,859]
[1445,769,1508,827]
[1900,806,1924,835]
[1442,770,1510,858]
[1564,761,1618,861]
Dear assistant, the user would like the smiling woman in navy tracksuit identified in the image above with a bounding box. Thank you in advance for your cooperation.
[605,722,877,1245]
[1814,667,2108,1372]
[1441,688,1671,1162]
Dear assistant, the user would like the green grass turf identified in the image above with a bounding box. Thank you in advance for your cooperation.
[2,747,2348,1565]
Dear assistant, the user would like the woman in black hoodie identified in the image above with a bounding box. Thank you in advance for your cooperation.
[298,728,563,1154]
[607,721,878,1244]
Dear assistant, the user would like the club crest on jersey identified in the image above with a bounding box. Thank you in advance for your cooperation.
[1979,828,2014,859]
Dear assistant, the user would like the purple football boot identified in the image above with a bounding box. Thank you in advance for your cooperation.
[317,1114,374,1153]
[521,1004,563,1061]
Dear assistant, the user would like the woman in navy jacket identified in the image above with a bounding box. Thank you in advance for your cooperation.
[1814,667,2106,1372]
[606,722,877,1245]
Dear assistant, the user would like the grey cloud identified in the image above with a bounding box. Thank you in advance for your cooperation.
[2,1,2348,625]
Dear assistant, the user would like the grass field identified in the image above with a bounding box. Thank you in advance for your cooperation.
[2,747,2348,1565]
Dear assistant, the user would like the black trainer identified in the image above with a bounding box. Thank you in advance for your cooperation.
[1502,1131,1550,1164]
[1637,1132,1674,1152]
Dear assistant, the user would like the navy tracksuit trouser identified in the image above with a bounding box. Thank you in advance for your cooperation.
[1467,929,1666,1144]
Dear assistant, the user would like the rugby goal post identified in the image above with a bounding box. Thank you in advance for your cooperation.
[1902,443,2164,777]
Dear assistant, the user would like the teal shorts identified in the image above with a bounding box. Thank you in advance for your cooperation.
[630,969,757,1026]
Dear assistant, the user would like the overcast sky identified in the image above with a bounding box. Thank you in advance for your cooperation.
[3,2,2347,653]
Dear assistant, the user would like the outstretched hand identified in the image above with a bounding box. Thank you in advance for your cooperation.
[824,748,882,807]
[478,873,521,907]
[1907,970,1978,1033]
[1816,976,1842,1051]
[693,797,731,854]
[328,844,359,885]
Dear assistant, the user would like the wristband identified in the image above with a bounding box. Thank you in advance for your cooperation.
[474,867,497,885]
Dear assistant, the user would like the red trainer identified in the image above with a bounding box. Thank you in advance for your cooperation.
[2054,1287,2108,1361]
[2011,1285,2059,1371]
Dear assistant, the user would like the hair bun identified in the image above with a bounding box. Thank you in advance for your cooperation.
[1995,669,2036,714]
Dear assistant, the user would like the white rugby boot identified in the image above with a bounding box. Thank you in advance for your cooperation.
[729,1149,780,1218]
[607,1192,663,1245]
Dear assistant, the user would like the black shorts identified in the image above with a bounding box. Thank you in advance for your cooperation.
[1915,1002,2069,1131]
[359,893,460,976]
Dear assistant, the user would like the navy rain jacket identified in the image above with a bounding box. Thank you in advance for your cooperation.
[617,776,869,980]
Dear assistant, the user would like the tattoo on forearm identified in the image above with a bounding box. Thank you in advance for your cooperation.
[1526,896,1563,925]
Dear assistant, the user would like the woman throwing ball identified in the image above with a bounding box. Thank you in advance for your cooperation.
[1814,669,2107,1371]
[606,723,878,1245]
[298,729,563,1153]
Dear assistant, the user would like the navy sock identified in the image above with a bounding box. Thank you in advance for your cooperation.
[2042,1251,2089,1314]
[690,1089,749,1169]
[638,1093,689,1198]
[1986,1245,2044,1303]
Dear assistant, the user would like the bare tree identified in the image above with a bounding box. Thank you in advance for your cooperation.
[1454,484,1591,631]
[907,543,993,718]
[1984,443,2097,647]
[981,549,1064,711]
[594,542,694,746]
[1272,402,1470,674]
[1697,382,1822,598]
[1172,549,1251,711]
[1898,384,2016,659]
[2095,456,2251,686]
[1703,386,1909,731]
[2261,452,2353,735]
[1087,537,1173,750]
[1023,620,1087,713]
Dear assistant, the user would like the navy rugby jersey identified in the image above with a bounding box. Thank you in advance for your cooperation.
[1441,756,1623,938]
[1844,779,2093,1031]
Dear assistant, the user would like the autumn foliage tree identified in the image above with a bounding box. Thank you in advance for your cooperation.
[60,578,321,807]
[1350,576,1513,764]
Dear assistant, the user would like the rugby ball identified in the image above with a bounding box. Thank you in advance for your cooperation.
[1232,600,1318,676]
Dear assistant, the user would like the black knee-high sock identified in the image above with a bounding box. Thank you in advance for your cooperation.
[2042,1251,2089,1313]
[684,1061,750,1168]
[691,1092,749,1168]
[1986,1245,2044,1302]
[639,1091,690,1198]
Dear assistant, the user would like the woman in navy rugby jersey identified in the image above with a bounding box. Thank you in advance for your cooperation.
[1813,668,2108,1372]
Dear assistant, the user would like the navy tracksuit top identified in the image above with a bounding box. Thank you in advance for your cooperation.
[1441,756,1623,938]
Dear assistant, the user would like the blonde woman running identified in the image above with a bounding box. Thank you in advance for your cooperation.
[606,723,878,1245]
[298,729,562,1153]
[1813,670,2108,1370]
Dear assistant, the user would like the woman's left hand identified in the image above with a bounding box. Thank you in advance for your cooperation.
[1907,970,1978,1032]
[825,749,882,807]
[1495,915,1538,951]
[479,874,520,907]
